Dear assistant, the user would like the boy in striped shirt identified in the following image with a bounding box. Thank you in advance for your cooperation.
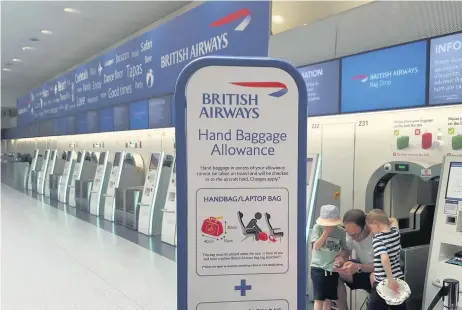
[366,209,406,310]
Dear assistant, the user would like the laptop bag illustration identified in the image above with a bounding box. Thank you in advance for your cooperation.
[397,136,409,150]
[452,135,462,150]
[422,132,433,149]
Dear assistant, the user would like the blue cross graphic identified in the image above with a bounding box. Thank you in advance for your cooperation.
[234,279,252,296]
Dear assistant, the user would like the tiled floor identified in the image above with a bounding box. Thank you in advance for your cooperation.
[1,185,177,310]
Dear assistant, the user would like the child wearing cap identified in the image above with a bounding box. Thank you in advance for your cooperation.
[311,205,347,310]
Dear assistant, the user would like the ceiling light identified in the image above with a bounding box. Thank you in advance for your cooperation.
[272,15,285,24]
[3,68,12,72]
[12,58,22,62]
[22,46,35,51]
[64,7,80,13]
[41,30,53,35]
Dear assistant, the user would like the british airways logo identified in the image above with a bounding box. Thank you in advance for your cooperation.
[160,8,252,69]
[230,82,288,97]
[209,8,251,31]
[352,74,369,83]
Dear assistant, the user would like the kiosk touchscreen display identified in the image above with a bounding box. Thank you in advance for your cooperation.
[50,150,56,158]
[150,154,159,170]
[446,162,462,201]
[77,152,83,163]
[113,152,121,167]
[33,150,38,157]
[99,152,106,165]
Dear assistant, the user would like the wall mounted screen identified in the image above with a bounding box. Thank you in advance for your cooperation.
[429,32,462,105]
[129,101,149,130]
[298,60,340,116]
[76,113,88,134]
[99,107,114,132]
[149,97,172,128]
[341,41,428,113]
[113,105,129,131]
[87,110,99,133]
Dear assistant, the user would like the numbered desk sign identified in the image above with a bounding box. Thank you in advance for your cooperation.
[174,56,307,310]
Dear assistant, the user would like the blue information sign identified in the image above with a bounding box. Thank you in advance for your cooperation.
[429,32,462,105]
[341,41,428,113]
[298,60,340,116]
[16,1,270,126]
[129,101,149,130]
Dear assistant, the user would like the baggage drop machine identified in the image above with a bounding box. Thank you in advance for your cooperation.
[103,152,145,222]
[161,157,177,245]
[423,157,462,310]
[27,150,42,192]
[88,151,110,215]
[69,151,99,208]
[36,150,51,195]
[58,151,76,203]
[305,154,342,299]
[365,161,442,309]
[138,152,173,236]
[43,150,65,198]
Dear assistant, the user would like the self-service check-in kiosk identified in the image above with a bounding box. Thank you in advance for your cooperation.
[27,150,42,192]
[44,150,65,198]
[36,150,51,195]
[305,154,342,299]
[423,156,462,310]
[88,151,110,215]
[137,153,173,235]
[161,157,177,245]
[70,151,99,208]
[48,151,67,200]
[58,151,76,203]
[103,152,145,222]
[365,161,441,310]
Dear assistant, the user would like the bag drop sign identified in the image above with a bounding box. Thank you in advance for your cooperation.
[174,57,307,310]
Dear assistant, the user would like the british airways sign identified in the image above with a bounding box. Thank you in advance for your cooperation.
[17,1,270,126]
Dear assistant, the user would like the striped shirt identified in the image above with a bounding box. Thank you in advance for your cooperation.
[372,227,403,283]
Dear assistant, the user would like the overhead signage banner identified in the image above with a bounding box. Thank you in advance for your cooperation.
[174,57,307,310]
[298,60,340,116]
[17,1,270,126]
[429,32,462,105]
[341,41,428,113]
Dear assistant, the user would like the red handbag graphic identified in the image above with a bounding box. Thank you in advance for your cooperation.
[201,217,224,237]
[422,131,432,149]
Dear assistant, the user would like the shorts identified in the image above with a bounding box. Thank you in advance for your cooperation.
[344,259,372,292]
[368,282,407,310]
[311,267,339,301]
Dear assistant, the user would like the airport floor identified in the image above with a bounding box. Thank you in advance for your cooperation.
[1,185,177,310]
[1,185,315,310]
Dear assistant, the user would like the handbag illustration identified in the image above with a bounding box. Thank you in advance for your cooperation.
[397,136,409,150]
[201,217,224,237]
[453,135,462,150]
[422,131,432,149]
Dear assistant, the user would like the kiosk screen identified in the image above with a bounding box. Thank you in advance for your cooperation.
[51,150,56,158]
[113,152,121,167]
[446,162,462,201]
[77,152,83,163]
[150,154,159,170]
[99,152,106,165]
[67,151,72,161]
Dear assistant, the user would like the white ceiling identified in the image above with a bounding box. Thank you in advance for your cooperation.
[1,1,189,108]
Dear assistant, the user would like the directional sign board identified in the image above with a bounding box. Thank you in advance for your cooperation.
[175,57,307,310]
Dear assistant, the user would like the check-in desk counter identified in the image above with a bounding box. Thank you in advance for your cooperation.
[75,179,95,212]
[114,186,143,229]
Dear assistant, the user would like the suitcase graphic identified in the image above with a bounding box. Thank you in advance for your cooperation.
[422,132,433,149]
[397,136,409,150]
[201,217,224,237]
[452,135,462,150]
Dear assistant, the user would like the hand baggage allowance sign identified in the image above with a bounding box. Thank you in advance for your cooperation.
[174,56,307,310]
